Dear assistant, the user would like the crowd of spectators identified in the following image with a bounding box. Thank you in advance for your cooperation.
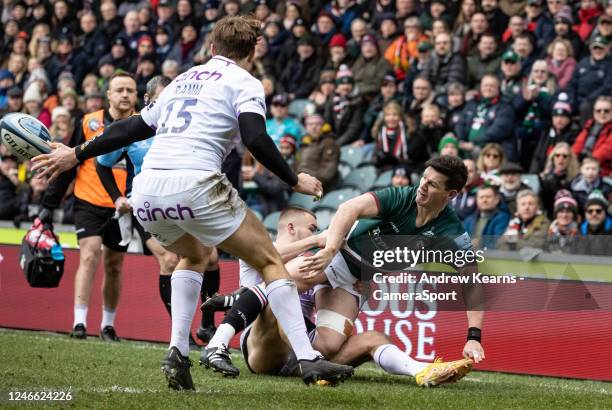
[0,0,611,256]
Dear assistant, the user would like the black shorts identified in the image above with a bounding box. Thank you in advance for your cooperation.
[73,198,127,253]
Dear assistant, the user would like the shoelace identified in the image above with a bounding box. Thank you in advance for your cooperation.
[210,344,231,362]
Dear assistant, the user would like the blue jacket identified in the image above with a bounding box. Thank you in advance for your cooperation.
[569,56,612,107]
[463,206,511,250]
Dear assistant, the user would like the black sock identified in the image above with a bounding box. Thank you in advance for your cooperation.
[201,268,220,328]
[159,275,172,317]
[222,285,268,333]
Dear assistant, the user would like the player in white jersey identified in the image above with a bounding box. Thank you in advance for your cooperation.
[32,16,354,390]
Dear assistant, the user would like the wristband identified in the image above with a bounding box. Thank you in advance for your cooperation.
[467,327,481,343]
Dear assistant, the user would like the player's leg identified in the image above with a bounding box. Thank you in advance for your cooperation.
[244,305,293,375]
[197,247,220,343]
[201,283,267,376]
[99,246,124,341]
[145,236,178,316]
[71,235,103,338]
[219,210,354,384]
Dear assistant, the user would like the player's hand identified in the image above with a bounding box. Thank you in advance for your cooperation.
[299,247,335,279]
[31,142,78,182]
[463,340,485,363]
[315,230,328,248]
[293,173,323,199]
[115,196,132,215]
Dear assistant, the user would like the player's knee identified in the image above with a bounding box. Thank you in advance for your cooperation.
[313,328,346,359]
[206,248,219,270]
[159,251,179,274]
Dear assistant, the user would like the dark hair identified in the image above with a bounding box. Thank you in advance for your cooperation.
[425,155,468,191]
[212,15,261,61]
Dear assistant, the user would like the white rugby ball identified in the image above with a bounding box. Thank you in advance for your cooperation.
[0,113,52,161]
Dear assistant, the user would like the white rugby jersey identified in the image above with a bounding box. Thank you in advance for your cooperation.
[140,55,266,171]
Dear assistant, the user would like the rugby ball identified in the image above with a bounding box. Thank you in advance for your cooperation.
[0,113,51,161]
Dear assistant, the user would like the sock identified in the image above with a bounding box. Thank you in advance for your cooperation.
[201,268,220,328]
[159,275,172,317]
[101,307,116,329]
[73,304,88,328]
[170,270,203,357]
[373,344,429,376]
[266,279,316,361]
[207,283,268,349]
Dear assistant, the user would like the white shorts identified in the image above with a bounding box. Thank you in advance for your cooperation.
[324,252,361,299]
[131,169,247,247]
[239,259,262,288]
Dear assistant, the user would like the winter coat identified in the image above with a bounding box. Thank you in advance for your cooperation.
[463,206,512,249]
[572,120,612,176]
[422,52,466,95]
[568,56,612,108]
[351,55,393,97]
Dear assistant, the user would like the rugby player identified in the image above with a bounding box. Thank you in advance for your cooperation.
[32,16,354,390]
[298,156,486,365]
[201,206,473,387]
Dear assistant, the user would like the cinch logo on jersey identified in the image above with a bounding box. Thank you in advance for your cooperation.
[136,201,195,221]
[174,69,223,83]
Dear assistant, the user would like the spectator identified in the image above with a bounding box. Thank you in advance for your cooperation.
[0,86,23,115]
[568,35,611,122]
[100,1,123,39]
[324,65,363,145]
[23,82,51,128]
[280,34,322,99]
[166,21,203,73]
[459,12,489,57]
[512,32,538,77]
[241,161,290,217]
[453,0,478,41]
[401,41,433,102]
[351,33,393,99]
[499,162,531,215]
[161,59,180,80]
[538,141,580,217]
[0,70,16,110]
[499,49,523,101]
[456,75,517,161]
[502,15,528,46]
[405,76,434,128]
[575,0,604,42]
[7,53,27,90]
[390,164,410,187]
[572,96,612,175]
[84,92,105,114]
[378,13,400,52]
[358,71,401,145]
[570,157,612,211]
[514,60,556,169]
[60,88,83,123]
[443,82,466,131]
[266,94,303,146]
[103,37,133,73]
[422,32,466,96]
[452,158,481,220]
[497,189,550,250]
[309,70,337,114]
[437,132,460,157]
[546,189,579,253]
[327,34,352,70]
[277,18,308,73]
[281,1,302,31]
[15,174,49,226]
[262,19,288,61]
[136,54,159,103]
[476,143,505,186]
[481,0,509,40]
[46,30,82,91]
[408,103,445,171]
[346,18,368,62]
[371,100,410,169]
[78,11,110,77]
[155,25,173,64]
[535,0,568,50]
[0,155,19,221]
[575,190,612,256]
[314,10,338,45]
[586,12,611,46]
[384,16,428,81]
[294,112,340,191]
[552,6,584,59]
[546,38,577,89]
[464,185,511,249]
[466,33,501,90]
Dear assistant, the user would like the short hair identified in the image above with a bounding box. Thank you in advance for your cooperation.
[161,59,179,72]
[108,71,136,88]
[211,15,261,61]
[477,184,499,195]
[447,82,465,95]
[516,189,539,204]
[425,155,468,191]
[146,75,171,97]
[581,157,600,168]
[278,206,316,225]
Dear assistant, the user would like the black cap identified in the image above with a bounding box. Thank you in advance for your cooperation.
[113,37,128,48]
[293,18,306,28]
[7,86,23,97]
[139,53,157,64]
[57,27,73,43]
[393,165,409,178]
[158,0,173,7]
[272,93,290,106]
[98,55,115,68]
[297,34,315,47]
[499,162,523,175]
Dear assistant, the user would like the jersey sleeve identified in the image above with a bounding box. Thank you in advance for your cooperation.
[96,148,125,168]
[140,87,169,128]
[233,77,266,118]
[372,186,415,219]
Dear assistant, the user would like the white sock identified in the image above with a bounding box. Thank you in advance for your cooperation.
[266,279,316,361]
[73,304,88,328]
[170,270,203,356]
[373,344,429,376]
[207,323,236,349]
[101,307,116,329]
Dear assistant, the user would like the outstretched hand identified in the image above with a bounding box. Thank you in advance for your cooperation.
[30,142,78,182]
[293,172,323,200]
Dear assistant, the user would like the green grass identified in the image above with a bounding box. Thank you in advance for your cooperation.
[0,330,610,409]
[0,227,78,248]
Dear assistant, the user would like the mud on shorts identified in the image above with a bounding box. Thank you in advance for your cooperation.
[130,169,247,247]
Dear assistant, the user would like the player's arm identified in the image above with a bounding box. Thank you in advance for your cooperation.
[95,157,131,214]
[275,232,326,263]
[456,259,485,363]
[31,115,155,182]
[299,193,379,275]
[238,112,322,197]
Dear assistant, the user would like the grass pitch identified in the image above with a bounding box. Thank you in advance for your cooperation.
[0,329,610,409]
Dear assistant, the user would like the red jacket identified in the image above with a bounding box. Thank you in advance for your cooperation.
[572,119,612,176]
